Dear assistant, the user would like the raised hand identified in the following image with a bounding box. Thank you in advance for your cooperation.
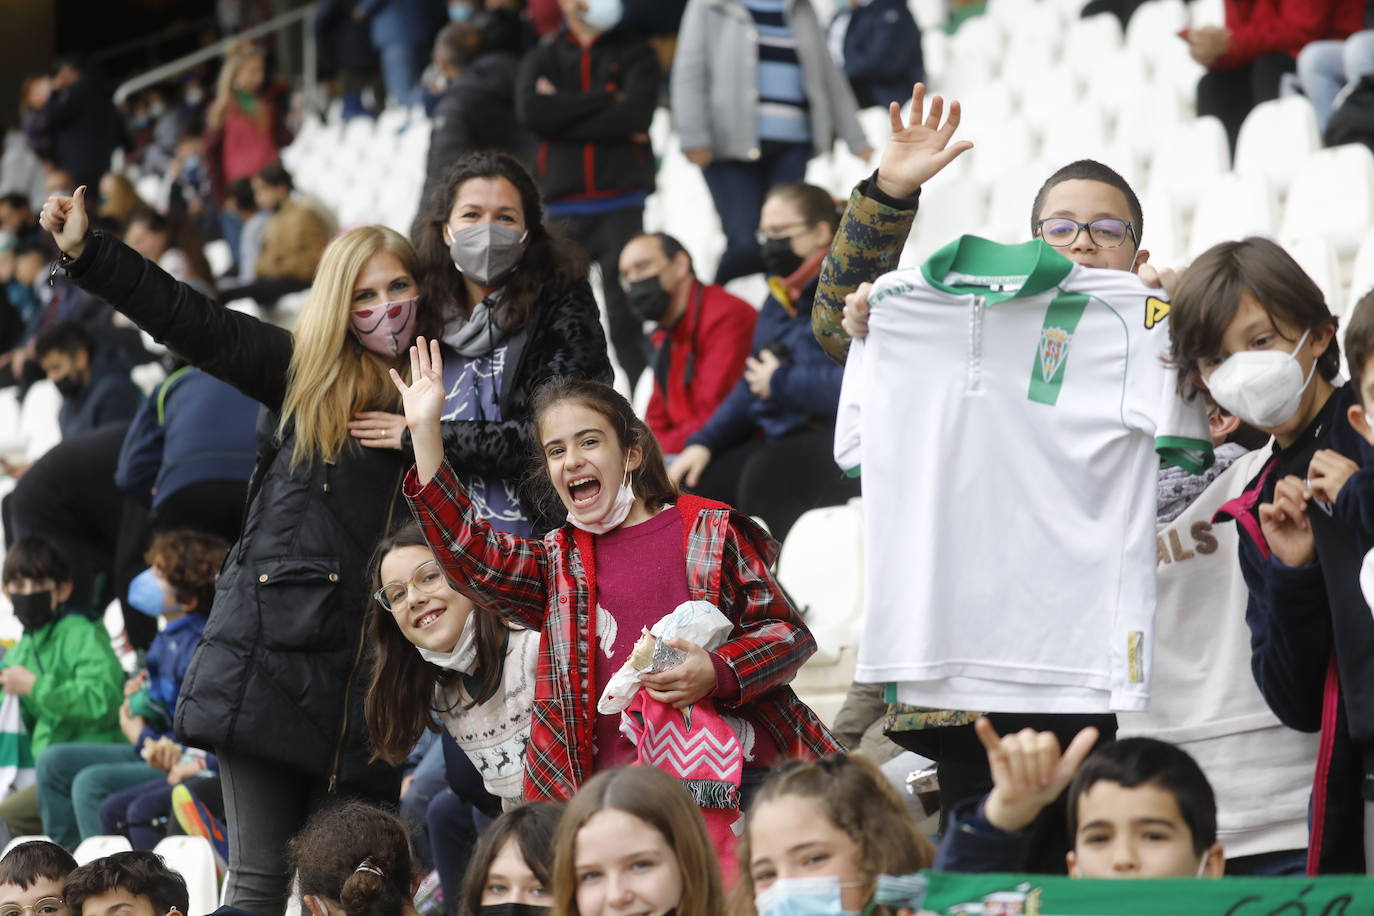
[389,336,446,429]
[1258,475,1317,568]
[39,185,90,258]
[978,717,1099,834]
[875,83,974,199]
[389,336,447,485]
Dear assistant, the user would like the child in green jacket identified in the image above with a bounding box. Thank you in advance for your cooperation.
[0,537,125,840]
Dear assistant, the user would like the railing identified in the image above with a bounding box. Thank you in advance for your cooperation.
[113,2,318,107]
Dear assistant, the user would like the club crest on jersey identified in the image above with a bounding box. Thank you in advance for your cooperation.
[1037,327,1072,383]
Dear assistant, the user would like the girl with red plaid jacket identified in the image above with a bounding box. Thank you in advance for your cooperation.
[392,338,840,804]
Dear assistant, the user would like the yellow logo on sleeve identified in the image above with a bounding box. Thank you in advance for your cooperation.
[1144,296,1170,330]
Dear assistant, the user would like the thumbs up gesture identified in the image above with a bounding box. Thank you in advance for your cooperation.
[39,184,90,259]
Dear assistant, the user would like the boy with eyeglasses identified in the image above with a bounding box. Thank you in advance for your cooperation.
[813,83,1316,874]
[0,841,78,916]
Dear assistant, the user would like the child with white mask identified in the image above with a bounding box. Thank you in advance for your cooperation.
[1168,236,1373,874]
[363,522,538,808]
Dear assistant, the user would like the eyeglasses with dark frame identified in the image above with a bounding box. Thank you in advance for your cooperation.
[374,560,447,611]
[1036,217,1136,250]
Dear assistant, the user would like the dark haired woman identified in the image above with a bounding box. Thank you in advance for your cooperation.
[456,802,561,916]
[392,151,612,536]
[667,182,859,543]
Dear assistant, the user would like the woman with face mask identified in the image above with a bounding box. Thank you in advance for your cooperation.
[457,802,562,916]
[667,182,860,544]
[412,151,613,535]
[40,187,444,916]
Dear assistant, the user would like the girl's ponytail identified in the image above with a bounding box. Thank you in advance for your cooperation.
[287,801,415,916]
[339,858,406,916]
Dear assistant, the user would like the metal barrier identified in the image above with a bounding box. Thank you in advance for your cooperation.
[113,2,318,106]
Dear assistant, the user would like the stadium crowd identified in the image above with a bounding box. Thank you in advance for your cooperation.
[2,0,1374,915]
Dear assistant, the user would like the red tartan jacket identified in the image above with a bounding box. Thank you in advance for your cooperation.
[405,460,841,801]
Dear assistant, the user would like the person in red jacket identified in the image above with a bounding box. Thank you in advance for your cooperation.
[618,233,757,456]
[1188,0,1363,155]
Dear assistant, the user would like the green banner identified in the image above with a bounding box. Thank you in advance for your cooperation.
[919,872,1374,916]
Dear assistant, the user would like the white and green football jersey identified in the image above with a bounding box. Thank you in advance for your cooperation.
[836,236,1211,713]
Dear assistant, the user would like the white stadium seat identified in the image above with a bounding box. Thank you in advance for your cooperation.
[1188,171,1276,258]
[1349,228,1374,314]
[1126,0,1188,54]
[1280,144,1374,257]
[1234,96,1322,190]
[1284,237,1342,314]
[1148,116,1230,215]
[1138,192,1185,267]
[778,501,865,663]
[153,836,219,916]
[73,835,132,865]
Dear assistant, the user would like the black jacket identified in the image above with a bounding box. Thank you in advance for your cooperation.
[65,231,402,796]
[515,27,659,202]
[422,52,532,206]
[43,70,123,191]
[1217,383,1374,872]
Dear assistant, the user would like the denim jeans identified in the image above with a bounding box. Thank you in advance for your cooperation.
[701,140,811,285]
[378,41,426,108]
[1297,31,1374,132]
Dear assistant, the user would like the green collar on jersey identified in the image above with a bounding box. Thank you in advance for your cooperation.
[921,236,1074,304]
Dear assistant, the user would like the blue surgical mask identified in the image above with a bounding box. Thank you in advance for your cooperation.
[448,1,475,21]
[580,0,623,31]
[756,876,861,916]
[128,568,177,618]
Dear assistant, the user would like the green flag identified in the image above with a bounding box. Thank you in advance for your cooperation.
[919,872,1374,916]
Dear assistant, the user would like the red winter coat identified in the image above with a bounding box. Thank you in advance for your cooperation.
[405,461,841,801]
[1215,0,1363,70]
[645,279,758,455]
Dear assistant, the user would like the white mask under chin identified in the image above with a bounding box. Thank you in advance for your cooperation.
[1206,329,1316,429]
[416,612,479,672]
[567,462,634,534]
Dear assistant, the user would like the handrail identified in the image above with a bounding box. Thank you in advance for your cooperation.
[113,2,318,106]
[90,16,219,67]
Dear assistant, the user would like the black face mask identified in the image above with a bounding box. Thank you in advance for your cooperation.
[477,904,550,916]
[53,375,84,399]
[626,276,671,324]
[760,236,804,279]
[10,591,54,632]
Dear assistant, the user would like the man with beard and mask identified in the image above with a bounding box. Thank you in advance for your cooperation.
[0,536,126,840]
[515,0,659,386]
[617,232,756,457]
[33,320,140,441]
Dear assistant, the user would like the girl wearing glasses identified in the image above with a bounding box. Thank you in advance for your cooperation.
[363,521,537,808]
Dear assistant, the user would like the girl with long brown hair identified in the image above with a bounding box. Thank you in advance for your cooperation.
[364,521,537,807]
[550,767,723,916]
[394,342,840,824]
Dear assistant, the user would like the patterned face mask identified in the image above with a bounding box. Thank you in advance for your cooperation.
[351,296,418,357]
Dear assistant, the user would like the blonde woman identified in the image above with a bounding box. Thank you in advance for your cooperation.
[41,186,439,916]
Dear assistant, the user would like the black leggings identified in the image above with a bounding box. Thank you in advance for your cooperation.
[689,425,860,544]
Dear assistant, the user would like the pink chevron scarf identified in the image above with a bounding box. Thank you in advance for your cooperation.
[621,692,743,882]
